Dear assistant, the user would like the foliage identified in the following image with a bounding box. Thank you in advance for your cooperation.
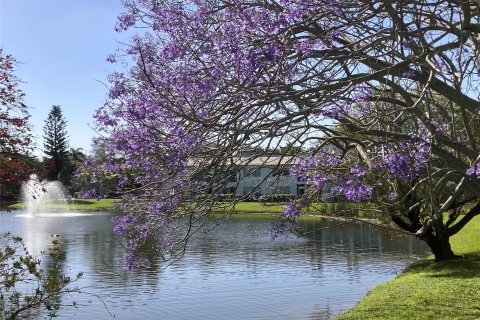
[62,148,87,194]
[76,138,124,199]
[0,154,42,201]
[258,194,295,203]
[0,232,82,319]
[336,215,480,320]
[0,50,36,199]
[216,193,244,202]
[86,0,480,267]
[43,105,69,183]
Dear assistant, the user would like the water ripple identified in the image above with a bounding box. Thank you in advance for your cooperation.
[0,211,428,319]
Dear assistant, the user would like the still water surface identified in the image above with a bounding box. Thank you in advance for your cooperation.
[0,211,428,319]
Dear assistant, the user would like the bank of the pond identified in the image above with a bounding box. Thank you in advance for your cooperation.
[8,199,284,213]
[8,200,384,226]
[214,201,285,214]
[214,201,380,217]
[336,215,480,320]
[6,200,338,214]
[8,198,121,212]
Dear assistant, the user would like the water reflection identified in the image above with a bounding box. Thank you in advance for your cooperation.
[0,211,428,319]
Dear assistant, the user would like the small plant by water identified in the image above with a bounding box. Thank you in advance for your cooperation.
[0,233,83,319]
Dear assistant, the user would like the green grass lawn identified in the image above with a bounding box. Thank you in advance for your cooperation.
[213,201,285,214]
[336,215,480,320]
[212,201,377,216]
[9,198,378,219]
[8,198,326,223]
[9,199,284,214]
[8,198,120,212]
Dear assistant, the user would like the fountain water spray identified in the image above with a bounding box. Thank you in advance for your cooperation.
[20,175,70,215]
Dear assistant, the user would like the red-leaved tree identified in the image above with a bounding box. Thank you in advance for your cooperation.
[0,49,36,198]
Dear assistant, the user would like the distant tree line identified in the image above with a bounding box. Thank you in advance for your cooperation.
[0,79,88,201]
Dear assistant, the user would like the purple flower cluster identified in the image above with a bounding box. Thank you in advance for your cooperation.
[351,84,374,104]
[380,142,429,181]
[283,201,301,218]
[334,180,373,202]
[77,188,104,200]
[467,163,480,179]
[269,221,288,240]
[289,139,432,205]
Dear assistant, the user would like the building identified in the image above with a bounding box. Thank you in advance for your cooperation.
[223,155,305,196]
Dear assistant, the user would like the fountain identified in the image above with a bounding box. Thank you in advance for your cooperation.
[20,175,71,215]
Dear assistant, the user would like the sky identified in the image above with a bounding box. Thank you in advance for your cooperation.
[0,0,129,156]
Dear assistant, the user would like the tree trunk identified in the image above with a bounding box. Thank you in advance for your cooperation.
[419,232,458,261]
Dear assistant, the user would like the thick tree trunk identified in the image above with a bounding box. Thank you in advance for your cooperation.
[419,232,458,261]
[390,201,479,262]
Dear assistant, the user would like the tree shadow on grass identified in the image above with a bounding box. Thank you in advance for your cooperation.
[404,252,480,279]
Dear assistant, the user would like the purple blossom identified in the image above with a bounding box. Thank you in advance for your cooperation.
[80,0,480,268]
[269,221,287,240]
[115,12,136,32]
[334,180,373,202]
[123,251,151,270]
[106,54,116,63]
[77,188,97,199]
[283,201,300,218]
[387,192,398,201]
[350,165,367,178]
[380,141,429,181]
[351,84,374,103]
[467,163,480,178]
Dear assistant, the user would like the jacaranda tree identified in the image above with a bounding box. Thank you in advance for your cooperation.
[86,0,480,267]
[0,49,36,199]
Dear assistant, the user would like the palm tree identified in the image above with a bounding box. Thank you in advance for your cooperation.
[68,148,86,164]
[58,148,87,193]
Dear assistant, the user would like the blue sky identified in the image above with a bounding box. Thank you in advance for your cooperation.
[1,0,129,155]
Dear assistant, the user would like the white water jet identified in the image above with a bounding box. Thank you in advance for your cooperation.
[20,175,71,215]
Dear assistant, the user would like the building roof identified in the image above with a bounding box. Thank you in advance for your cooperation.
[188,155,296,167]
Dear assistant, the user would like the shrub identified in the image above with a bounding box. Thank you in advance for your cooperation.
[216,194,244,202]
[0,232,83,319]
[258,194,296,203]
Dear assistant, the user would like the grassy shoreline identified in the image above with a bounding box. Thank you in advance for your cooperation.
[336,215,480,319]
[7,199,379,216]
[7,198,121,212]
[7,199,286,213]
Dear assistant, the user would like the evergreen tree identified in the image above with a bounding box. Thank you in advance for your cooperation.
[43,105,69,182]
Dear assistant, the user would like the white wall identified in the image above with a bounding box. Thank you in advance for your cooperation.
[225,166,300,195]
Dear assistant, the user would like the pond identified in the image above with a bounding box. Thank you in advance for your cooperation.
[0,211,428,319]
